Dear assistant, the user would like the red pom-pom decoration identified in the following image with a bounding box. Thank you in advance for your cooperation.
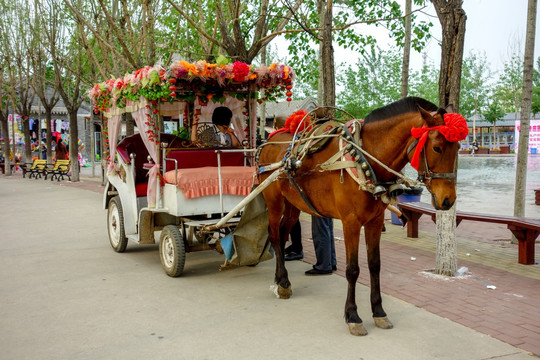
[409,112,469,170]
[283,110,311,133]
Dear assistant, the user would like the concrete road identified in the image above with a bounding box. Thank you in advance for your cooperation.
[0,176,534,359]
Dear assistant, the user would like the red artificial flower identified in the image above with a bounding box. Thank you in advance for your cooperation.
[232,61,250,82]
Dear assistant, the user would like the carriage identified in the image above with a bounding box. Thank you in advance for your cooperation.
[91,59,469,336]
[90,60,294,277]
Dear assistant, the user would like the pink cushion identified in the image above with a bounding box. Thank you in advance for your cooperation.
[163,166,256,199]
[164,150,244,172]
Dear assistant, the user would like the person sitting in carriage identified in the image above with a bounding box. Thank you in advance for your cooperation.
[199,106,241,148]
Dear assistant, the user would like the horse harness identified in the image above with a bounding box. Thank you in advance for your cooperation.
[405,138,458,192]
[258,119,414,214]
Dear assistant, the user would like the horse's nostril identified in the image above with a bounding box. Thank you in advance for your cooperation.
[442,197,451,209]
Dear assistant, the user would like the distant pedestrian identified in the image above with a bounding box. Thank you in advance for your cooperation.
[471,139,479,155]
[56,139,68,160]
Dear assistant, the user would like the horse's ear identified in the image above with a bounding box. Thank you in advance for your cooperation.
[445,104,454,113]
[418,105,438,127]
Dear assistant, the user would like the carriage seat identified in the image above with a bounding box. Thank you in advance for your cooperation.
[163,149,245,172]
[116,133,180,196]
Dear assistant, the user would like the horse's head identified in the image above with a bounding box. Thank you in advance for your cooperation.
[409,106,468,210]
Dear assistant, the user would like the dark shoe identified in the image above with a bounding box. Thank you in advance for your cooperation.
[284,251,303,261]
[332,265,337,271]
[305,268,332,276]
[284,245,301,256]
[382,225,386,232]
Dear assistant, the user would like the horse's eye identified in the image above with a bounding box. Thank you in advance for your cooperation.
[433,146,442,153]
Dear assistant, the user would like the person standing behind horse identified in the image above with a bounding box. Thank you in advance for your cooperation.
[273,111,336,271]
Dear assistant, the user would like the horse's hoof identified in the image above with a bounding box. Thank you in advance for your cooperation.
[348,323,368,336]
[278,285,292,299]
[374,316,393,329]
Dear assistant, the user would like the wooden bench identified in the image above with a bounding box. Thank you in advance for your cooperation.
[397,201,540,265]
[21,159,48,179]
[44,160,71,181]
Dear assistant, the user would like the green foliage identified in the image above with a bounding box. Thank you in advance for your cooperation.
[408,57,439,105]
[337,46,402,118]
[458,51,492,119]
[284,0,432,85]
[482,99,505,125]
[532,57,540,114]
[495,54,523,113]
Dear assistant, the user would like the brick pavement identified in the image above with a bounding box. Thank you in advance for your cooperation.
[298,215,540,357]
[5,171,540,356]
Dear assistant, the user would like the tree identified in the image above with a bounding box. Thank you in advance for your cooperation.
[482,98,506,149]
[496,53,523,119]
[514,0,537,221]
[431,0,467,277]
[338,46,402,117]
[0,0,35,164]
[401,0,412,98]
[409,55,439,104]
[531,57,540,114]
[41,0,91,182]
[0,64,12,175]
[459,51,492,120]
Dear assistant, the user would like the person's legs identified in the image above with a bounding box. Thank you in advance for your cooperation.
[285,220,302,252]
[284,220,303,261]
[309,216,335,273]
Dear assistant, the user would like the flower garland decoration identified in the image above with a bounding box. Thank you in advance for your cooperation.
[89,58,295,113]
[410,113,469,170]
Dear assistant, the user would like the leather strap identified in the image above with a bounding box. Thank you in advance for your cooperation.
[285,170,324,217]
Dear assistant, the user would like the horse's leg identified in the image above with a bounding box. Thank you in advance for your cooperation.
[268,200,299,299]
[342,219,367,336]
[364,218,393,330]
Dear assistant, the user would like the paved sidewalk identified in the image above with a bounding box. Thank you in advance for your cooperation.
[1,173,538,359]
[298,214,540,357]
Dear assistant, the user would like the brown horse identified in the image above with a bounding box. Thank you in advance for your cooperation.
[256,97,463,336]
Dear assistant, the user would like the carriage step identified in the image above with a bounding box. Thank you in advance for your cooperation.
[184,217,242,227]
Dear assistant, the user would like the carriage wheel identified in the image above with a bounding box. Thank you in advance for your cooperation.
[107,196,128,253]
[159,225,186,277]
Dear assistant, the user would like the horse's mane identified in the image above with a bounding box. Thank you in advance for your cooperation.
[364,97,443,123]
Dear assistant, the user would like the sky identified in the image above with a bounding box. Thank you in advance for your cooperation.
[362,0,540,74]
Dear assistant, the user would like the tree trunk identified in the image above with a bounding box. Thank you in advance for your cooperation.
[431,0,467,276]
[45,108,53,163]
[68,110,80,182]
[0,113,11,176]
[317,1,324,104]
[401,0,412,98]
[432,0,466,109]
[259,45,267,140]
[320,0,335,107]
[23,116,31,163]
[514,0,537,220]
[435,207,457,276]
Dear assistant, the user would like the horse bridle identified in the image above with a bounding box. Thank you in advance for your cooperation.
[407,138,458,191]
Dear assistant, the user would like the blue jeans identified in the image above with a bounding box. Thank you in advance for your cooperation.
[311,216,336,271]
